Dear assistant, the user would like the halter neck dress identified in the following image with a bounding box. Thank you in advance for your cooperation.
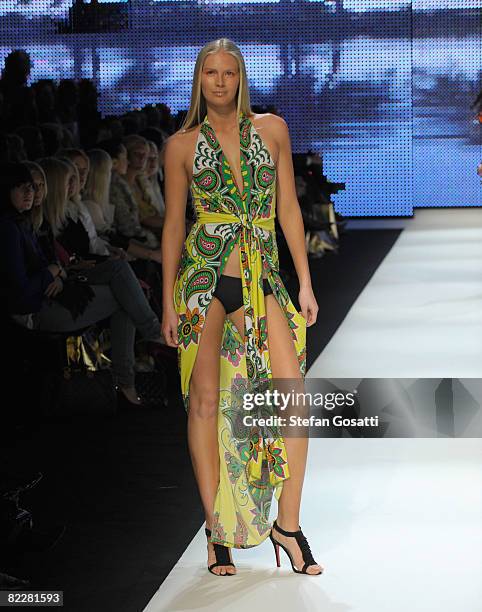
[173,110,307,549]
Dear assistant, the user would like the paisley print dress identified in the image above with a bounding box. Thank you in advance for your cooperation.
[173,110,307,549]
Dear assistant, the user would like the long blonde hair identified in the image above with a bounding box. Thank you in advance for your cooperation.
[57,148,89,196]
[84,149,112,213]
[21,160,47,232]
[122,134,148,158]
[36,157,70,236]
[58,156,81,206]
[180,38,252,131]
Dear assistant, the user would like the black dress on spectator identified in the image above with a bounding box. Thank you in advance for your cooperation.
[57,216,92,260]
[36,219,59,265]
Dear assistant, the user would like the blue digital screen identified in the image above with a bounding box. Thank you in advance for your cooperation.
[0,1,479,216]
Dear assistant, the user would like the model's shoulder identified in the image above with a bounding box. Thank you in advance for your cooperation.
[166,124,200,147]
[166,124,201,150]
[250,112,288,134]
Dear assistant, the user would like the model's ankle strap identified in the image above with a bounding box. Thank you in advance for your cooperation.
[274,519,301,537]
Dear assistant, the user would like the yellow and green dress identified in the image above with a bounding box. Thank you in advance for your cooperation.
[173,110,306,549]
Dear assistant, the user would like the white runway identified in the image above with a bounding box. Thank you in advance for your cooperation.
[143,209,482,612]
[311,208,482,378]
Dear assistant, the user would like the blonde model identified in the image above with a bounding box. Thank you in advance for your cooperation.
[162,38,323,577]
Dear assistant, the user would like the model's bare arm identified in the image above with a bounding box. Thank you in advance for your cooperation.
[161,134,188,344]
[271,115,311,290]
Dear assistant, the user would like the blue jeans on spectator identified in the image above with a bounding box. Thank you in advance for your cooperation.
[33,259,160,387]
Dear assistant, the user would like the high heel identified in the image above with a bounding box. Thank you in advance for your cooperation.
[205,527,236,576]
[269,519,323,575]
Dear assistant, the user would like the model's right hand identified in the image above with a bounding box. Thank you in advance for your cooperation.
[162,307,179,347]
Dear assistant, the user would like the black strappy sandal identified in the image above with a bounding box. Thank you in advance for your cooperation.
[205,527,236,576]
[269,519,323,575]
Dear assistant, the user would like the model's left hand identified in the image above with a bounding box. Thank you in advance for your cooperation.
[299,285,318,327]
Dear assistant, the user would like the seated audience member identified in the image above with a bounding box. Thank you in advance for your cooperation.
[138,127,166,198]
[139,140,165,226]
[20,160,58,265]
[21,159,89,270]
[56,148,89,194]
[56,156,111,257]
[83,148,116,235]
[0,161,162,405]
[85,141,162,264]
[121,134,163,243]
[58,148,125,256]
[102,138,161,257]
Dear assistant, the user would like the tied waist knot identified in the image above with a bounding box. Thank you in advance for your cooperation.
[196,211,275,233]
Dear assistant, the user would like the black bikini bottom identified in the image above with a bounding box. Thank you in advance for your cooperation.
[212,274,273,315]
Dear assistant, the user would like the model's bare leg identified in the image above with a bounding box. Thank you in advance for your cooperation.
[229,293,323,574]
[188,295,236,575]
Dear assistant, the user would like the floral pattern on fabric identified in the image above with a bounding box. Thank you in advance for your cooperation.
[173,111,306,548]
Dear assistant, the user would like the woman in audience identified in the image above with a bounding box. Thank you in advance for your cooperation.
[0,161,162,406]
[99,137,162,263]
[145,140,166,219]
[131,139,164,238]
[83,148,115,235]
[21,161,46,234]
[85,143,163,264]
[37,157,122,269]
[117,134,160,249]
[139,130,167,209]
[20,160,61,266]
[35,158,68,238]
[56,155,111,257]
[57,148,89,193]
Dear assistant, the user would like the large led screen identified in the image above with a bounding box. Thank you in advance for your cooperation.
[0,1,480,215]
